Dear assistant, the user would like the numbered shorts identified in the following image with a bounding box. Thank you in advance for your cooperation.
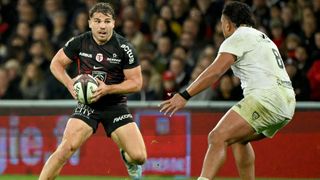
[70,103,134,137]
[231,94,294,138]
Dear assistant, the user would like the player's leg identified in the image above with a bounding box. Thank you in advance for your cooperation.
[198,109,256,180]
[39,118,93,180]
[231,133,266,180]
[111,122,146,165]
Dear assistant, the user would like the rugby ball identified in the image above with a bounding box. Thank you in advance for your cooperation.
[73,74,98,104]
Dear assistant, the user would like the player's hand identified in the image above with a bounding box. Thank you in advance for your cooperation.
[91,78,108,103]
[67,80,77,100]
[159,93,187,117]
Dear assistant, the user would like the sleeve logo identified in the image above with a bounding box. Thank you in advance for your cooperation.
[120,44,134,64]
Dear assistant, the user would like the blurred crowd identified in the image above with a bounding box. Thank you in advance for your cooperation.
[0,0,319,101]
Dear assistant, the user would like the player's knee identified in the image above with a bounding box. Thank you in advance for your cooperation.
[208,129,225,145]
[56,143,78,163]
[130,150,147,165]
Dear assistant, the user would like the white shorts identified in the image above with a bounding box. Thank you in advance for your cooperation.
[232,87,296,138]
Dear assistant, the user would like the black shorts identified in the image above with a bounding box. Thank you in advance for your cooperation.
[70,103,134,137]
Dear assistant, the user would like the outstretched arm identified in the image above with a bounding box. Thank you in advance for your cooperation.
[50,48,76,99]
[160,53,235,116]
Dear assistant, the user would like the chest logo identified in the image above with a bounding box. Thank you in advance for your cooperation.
[96,53,103,62]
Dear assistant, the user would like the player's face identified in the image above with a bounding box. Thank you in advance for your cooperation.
[89,12,115,44]
[221,15,234,38]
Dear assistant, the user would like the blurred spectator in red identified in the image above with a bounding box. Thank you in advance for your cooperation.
[307,59,320,100]
[20,62,46,99]
[283,33,301,59]
[270,19,285,48]
[311,32,320,61]
[161,70,178,100]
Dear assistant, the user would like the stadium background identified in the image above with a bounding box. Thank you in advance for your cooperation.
[0,0,320,179]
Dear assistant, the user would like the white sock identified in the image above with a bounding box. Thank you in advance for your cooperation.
[197,177,209,180]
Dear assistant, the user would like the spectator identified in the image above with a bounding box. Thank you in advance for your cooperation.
[270,19,285,48]
[51,10,71,50]
[168,55,190,90]
[285,59,310,100]
[127,70,158,101]
[160,70,178,100]
[19,62,46,99]
[32,23,55,60]
[122,18,146,53]
[153,35,172,73]
[71,9,89,36]
[307,59,320,100]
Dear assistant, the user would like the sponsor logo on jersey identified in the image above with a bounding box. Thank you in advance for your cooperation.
[120,44,134,64]
[93,66,103,70]
[96,53,103,62]
[113,114,133,123]
[92,71,107,81]
[106,57,121,64]
[79,52,93,58]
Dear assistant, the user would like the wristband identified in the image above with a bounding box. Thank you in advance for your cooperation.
[179,90,192,100]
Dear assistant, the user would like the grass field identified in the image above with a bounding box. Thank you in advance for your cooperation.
[1,175,318,180]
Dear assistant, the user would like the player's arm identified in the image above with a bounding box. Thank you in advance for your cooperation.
[160,53,235,116]
[92,66,142,101]
[186,53,235,96]
[50,48,76,99]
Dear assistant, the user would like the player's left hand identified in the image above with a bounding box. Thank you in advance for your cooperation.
[159,93,187,117]
[91,78,109,103]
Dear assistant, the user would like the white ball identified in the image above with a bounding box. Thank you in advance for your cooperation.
[73,74,98,104]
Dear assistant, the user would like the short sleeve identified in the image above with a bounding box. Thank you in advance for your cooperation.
[120,42,139,69]
[219,34,246,57]
[63,36,81,61]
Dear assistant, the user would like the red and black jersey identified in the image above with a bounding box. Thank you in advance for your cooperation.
[63,31,139,107]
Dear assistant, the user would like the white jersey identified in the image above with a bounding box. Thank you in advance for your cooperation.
[218,26,292,95]
[218,27,295,118]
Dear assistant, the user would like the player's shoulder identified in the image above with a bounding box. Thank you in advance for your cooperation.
[113,31,130,45]
[65,31,91,46]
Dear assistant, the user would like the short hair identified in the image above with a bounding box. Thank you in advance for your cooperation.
[222,1,255,27]
[89,3,115,19]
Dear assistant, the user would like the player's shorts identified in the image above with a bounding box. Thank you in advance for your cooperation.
[70,103,134,137]
[232,87,296,138]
